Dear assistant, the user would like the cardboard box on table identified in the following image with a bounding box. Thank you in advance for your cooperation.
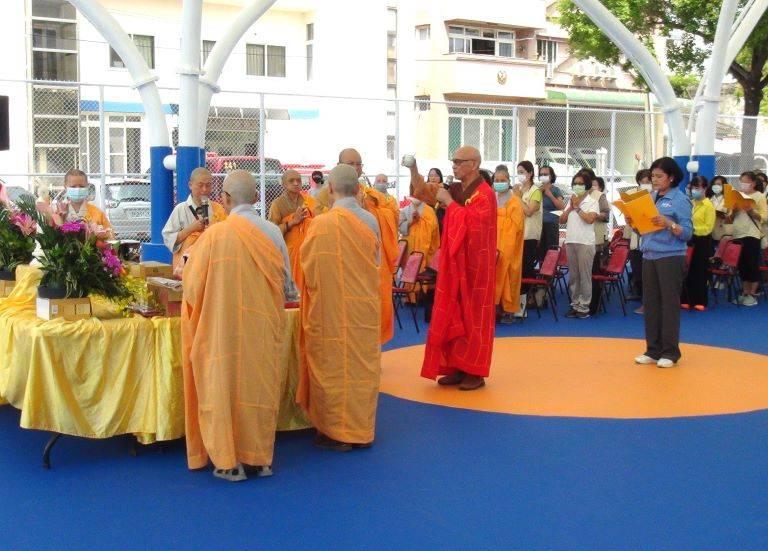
[146,277,183,317]
[128,261,174,279]
[36,297,92,321]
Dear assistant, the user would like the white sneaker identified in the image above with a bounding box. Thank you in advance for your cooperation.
[634,355,656,365]
[657,358,676,368]
[739,295,758,307]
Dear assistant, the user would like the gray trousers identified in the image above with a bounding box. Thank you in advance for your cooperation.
[566,243,595,313]
[642,255,686,362]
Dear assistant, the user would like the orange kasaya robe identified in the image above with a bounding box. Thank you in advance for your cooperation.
[268,192,318,289]
[181,215,286,470]
[297,207,382,444]
[495,194,525,314]
[314,185,332,214]
[404,204,440,272]
[173,201,227,273]
[363,187,399,344]
[421,178,497,379]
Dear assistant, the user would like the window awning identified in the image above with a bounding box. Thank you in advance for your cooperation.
[545,88,650,108]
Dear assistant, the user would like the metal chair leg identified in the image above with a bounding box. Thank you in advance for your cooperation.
[43,433,62,469]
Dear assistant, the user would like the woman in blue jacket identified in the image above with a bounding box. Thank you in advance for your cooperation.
[633,157,693,368]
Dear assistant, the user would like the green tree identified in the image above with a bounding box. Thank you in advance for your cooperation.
[558,0,768,168]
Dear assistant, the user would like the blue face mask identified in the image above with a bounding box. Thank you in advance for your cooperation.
[67,187,90,202]
[690,188,704,200]
[493,182,510,193]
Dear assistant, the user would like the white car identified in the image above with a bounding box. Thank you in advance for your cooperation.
[94,179,151,241]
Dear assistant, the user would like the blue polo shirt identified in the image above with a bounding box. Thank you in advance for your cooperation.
[639,187,693,260]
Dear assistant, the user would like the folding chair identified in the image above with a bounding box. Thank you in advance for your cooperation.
[415,249,441,322]
[393,251,424,332]
[709,241,742,305]
[553,246,570,302]
[592,245,630,316]
[519,248,560,321]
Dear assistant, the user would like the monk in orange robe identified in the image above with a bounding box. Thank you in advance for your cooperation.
[298,164,382,451]
[268,169,318,288]
[421,146,497,391]
[339,148,398,344]
[399,198,440,271]
[51,169,113,235]
[182,170,288,482]
[492,167,525,322]
[162,167,227,272]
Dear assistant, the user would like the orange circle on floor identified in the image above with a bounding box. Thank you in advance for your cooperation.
[380,337,768,419]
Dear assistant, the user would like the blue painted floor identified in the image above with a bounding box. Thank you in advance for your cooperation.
[1,294,766,550]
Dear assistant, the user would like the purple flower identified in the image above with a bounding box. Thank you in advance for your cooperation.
[59,220,85,234]
[101,248,124,277]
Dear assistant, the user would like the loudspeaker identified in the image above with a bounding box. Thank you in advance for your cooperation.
[0,96,8,151]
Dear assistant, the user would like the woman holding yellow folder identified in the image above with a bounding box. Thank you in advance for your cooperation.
[631,157,692,369]
[728,171,767,306]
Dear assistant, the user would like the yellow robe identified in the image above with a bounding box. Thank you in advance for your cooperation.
[268,192,318,289]
[404,204,440,271]
[363,187,399,344]
[298,208,381,444]
[495,195,525,314]
[181,215,286,470]
[173,201,227,273]
[84,203,112,230]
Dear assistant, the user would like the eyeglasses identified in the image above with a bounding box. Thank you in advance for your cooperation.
[343,161,363,168]
[451,158,474,165]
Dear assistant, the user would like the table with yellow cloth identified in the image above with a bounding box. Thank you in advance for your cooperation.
[0,266,310,445]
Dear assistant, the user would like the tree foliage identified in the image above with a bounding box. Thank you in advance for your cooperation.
[557,0,768,116]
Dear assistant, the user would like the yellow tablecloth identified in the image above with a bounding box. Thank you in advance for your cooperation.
[0,266,310,443]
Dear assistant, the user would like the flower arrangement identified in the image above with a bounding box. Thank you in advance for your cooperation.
[0,198,37,277]
[17,202,131,301]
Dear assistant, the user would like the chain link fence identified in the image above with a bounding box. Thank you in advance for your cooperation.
[2,78,768,242]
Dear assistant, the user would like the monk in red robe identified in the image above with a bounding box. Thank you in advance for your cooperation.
[421,146,497,391]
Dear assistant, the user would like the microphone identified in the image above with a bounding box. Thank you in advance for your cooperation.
[200,196,210,224]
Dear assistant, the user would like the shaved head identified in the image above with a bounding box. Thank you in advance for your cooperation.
[281,169,302,195]
[222,170,257,207]
[329,164,360,198]
[452,145,482,183]
[338,148,363,177]
[190,167,211,183]
[374,173,388,185]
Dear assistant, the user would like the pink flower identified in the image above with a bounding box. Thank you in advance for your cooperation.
[59,220,85,234]
[86,222,111,240]
[10,212,36,236]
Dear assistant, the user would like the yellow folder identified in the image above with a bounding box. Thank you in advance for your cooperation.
[619,189,649,202]
[723,184,755,211]
[612,192,662,235]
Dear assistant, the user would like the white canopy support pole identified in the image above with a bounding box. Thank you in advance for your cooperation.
[687,0,768,156]
[179,0,203,150]
[694,0,739,171]
[571,0,690,158]
[196,0,278,146]
[67,0,169,147]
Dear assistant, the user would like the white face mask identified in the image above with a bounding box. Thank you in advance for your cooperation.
[374,182,389,193]
[711,184,723,195]
[539,175,550,185]
[515,174,526,184]
[66,187,89,202]
[741,182,753,193]
[640,184,652,192]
